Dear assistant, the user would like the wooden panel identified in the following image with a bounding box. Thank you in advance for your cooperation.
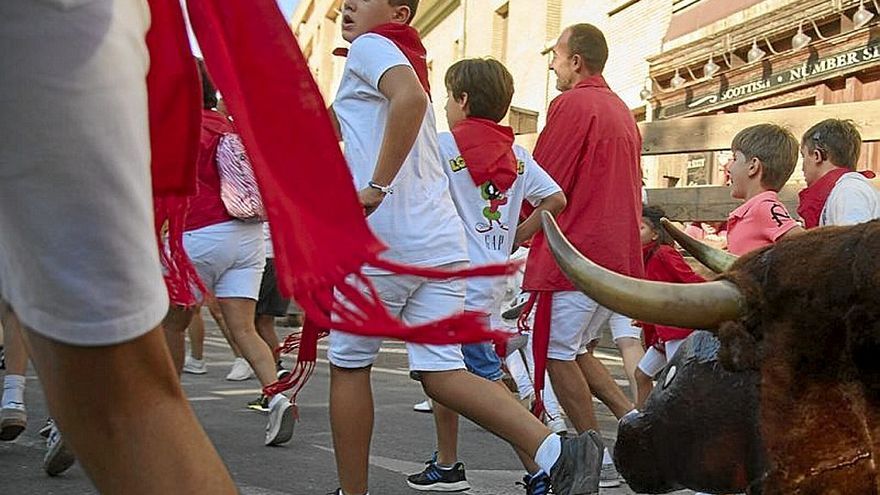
[639,100,880,155]
[647,179,880,222]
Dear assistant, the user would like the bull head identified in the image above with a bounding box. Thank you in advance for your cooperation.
[541,211,880,494]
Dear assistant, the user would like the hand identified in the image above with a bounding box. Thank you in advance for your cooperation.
[358,186,386,217]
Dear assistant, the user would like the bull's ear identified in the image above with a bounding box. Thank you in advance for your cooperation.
[542,211,746,329]
[661,218,737,274]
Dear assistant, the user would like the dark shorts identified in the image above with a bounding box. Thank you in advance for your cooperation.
[256,258,290,317]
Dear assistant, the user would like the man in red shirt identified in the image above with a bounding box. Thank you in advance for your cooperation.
[523,23,644,488]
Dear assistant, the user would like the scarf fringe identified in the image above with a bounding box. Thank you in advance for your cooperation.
[262,263,514,402]
[155,196,206,307]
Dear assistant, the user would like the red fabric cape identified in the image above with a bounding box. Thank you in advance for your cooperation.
[148,0,516,404]
[451,117,517,192]
[332,23,431,97]
[797,167,876,228]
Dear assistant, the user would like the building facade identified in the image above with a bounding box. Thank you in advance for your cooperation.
[290,0,880,188]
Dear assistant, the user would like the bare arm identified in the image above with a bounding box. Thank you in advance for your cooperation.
[778,224,805,241]
[358,65,428,216]
[514,191,567,247]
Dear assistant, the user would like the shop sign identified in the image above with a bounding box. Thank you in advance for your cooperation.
[658,41,880,119]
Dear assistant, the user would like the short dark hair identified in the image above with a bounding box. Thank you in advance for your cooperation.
[642,206,674,246]
[196,59,218,110]
[565,23,608,74]
[389,0,419,24]
[731,123,798,191]
[444,58,514,123]
[801,119,862,169]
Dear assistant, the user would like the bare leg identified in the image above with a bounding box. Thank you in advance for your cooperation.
[614,337,644,404]
[547,358,599,433]
[255,314,280,362]
[0,309,28,375]
[217,298,276,386]
[432,400,459,466]
[421,370,551,459]
[635,368,654,409]
[579,348,634,419]
[208,298,241,357]
[330,365,373,495]
[162,305,195,374]
[187,306,205,360]
[22,325,237,494]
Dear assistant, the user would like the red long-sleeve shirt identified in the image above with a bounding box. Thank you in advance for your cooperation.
[640,242,705,345]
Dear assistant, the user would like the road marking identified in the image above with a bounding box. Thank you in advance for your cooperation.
[212,389,264,396]
[188,396,223,402]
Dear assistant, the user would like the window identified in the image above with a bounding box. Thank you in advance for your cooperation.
[546,0,562,42]
[509,106,539,135]
[492,3,509,62]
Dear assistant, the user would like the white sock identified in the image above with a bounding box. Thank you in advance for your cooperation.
[534,434,562,474]
[268,394,286,409]
[603,447,613,465]
[2,375,26,409]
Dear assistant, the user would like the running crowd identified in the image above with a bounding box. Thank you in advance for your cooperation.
[1,1,879,495]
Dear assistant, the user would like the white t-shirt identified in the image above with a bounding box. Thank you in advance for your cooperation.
[333,34,467,268]
[438,132,561,312]
[821,172,880,226]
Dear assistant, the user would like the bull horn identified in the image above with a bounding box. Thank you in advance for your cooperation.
[541,211,746,329]
[660,218,738,274]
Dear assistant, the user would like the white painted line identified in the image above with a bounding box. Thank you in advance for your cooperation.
[211,389,264,396]
[188,396,223,402]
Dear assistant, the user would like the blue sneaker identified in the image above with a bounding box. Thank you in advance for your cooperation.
[406,452,470,492]
[518,471,552,495]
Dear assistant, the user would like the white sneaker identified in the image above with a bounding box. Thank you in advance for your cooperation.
[413,399,432,413]
[547,416,568,435]
[599,462,622,488]
[226,357,254,381]
[264,397,295,446]
[183,356,207,375]
[44,425,75,476]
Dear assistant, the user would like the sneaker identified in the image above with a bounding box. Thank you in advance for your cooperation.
[406,454,470,492]
[517,472,552,495]
[264,397,294,446]
[39,418,55,439]
[277,368,291,381]
[183,356,208,375]
[412,399,432,413]
[0,404,26,441]
[247,394,270,412]
[226,357,255,381]
[547,417,568,436]
[548,430,603,495]
[44,425,75,476]
[0,345,5,370]
[599,462,621,488]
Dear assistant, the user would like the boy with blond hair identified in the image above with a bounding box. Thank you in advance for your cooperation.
[725,123,803,255]
[328,2,602,495]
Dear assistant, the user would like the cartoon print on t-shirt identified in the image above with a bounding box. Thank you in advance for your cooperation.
[476,181,509,233]
[769,202,792,227]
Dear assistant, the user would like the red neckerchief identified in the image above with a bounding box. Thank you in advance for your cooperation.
[451,117,517,192]
[798,168,876,228]
[150,0,516,406]
[332,23,430,97]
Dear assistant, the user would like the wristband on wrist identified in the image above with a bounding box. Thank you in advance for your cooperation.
[368,181,393,195]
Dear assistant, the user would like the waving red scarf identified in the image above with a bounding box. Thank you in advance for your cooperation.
[148,0,517,403]
[332,23,431,97]
[451,117,517,192]
[798,168,876,228]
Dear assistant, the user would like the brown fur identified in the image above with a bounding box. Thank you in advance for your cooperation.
[720,220,880,494]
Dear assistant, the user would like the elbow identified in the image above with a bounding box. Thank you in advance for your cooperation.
[548,192,567,215]
[394,90,428,118]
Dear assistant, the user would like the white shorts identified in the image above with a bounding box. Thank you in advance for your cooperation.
[548,291,613,361]
[183,221,266,301]
[608,312,641,341]
[328,264,467,372]
[0,0,169,346]
[637,339,685,378]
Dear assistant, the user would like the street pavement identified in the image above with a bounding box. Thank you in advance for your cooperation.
[0,316,696,495]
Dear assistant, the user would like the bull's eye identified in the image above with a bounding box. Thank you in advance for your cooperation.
[663,365,677,389]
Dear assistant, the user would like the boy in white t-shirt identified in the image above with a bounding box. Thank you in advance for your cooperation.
[798,119,880,228]
[328,2,603,495]
[405,58,567,494]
